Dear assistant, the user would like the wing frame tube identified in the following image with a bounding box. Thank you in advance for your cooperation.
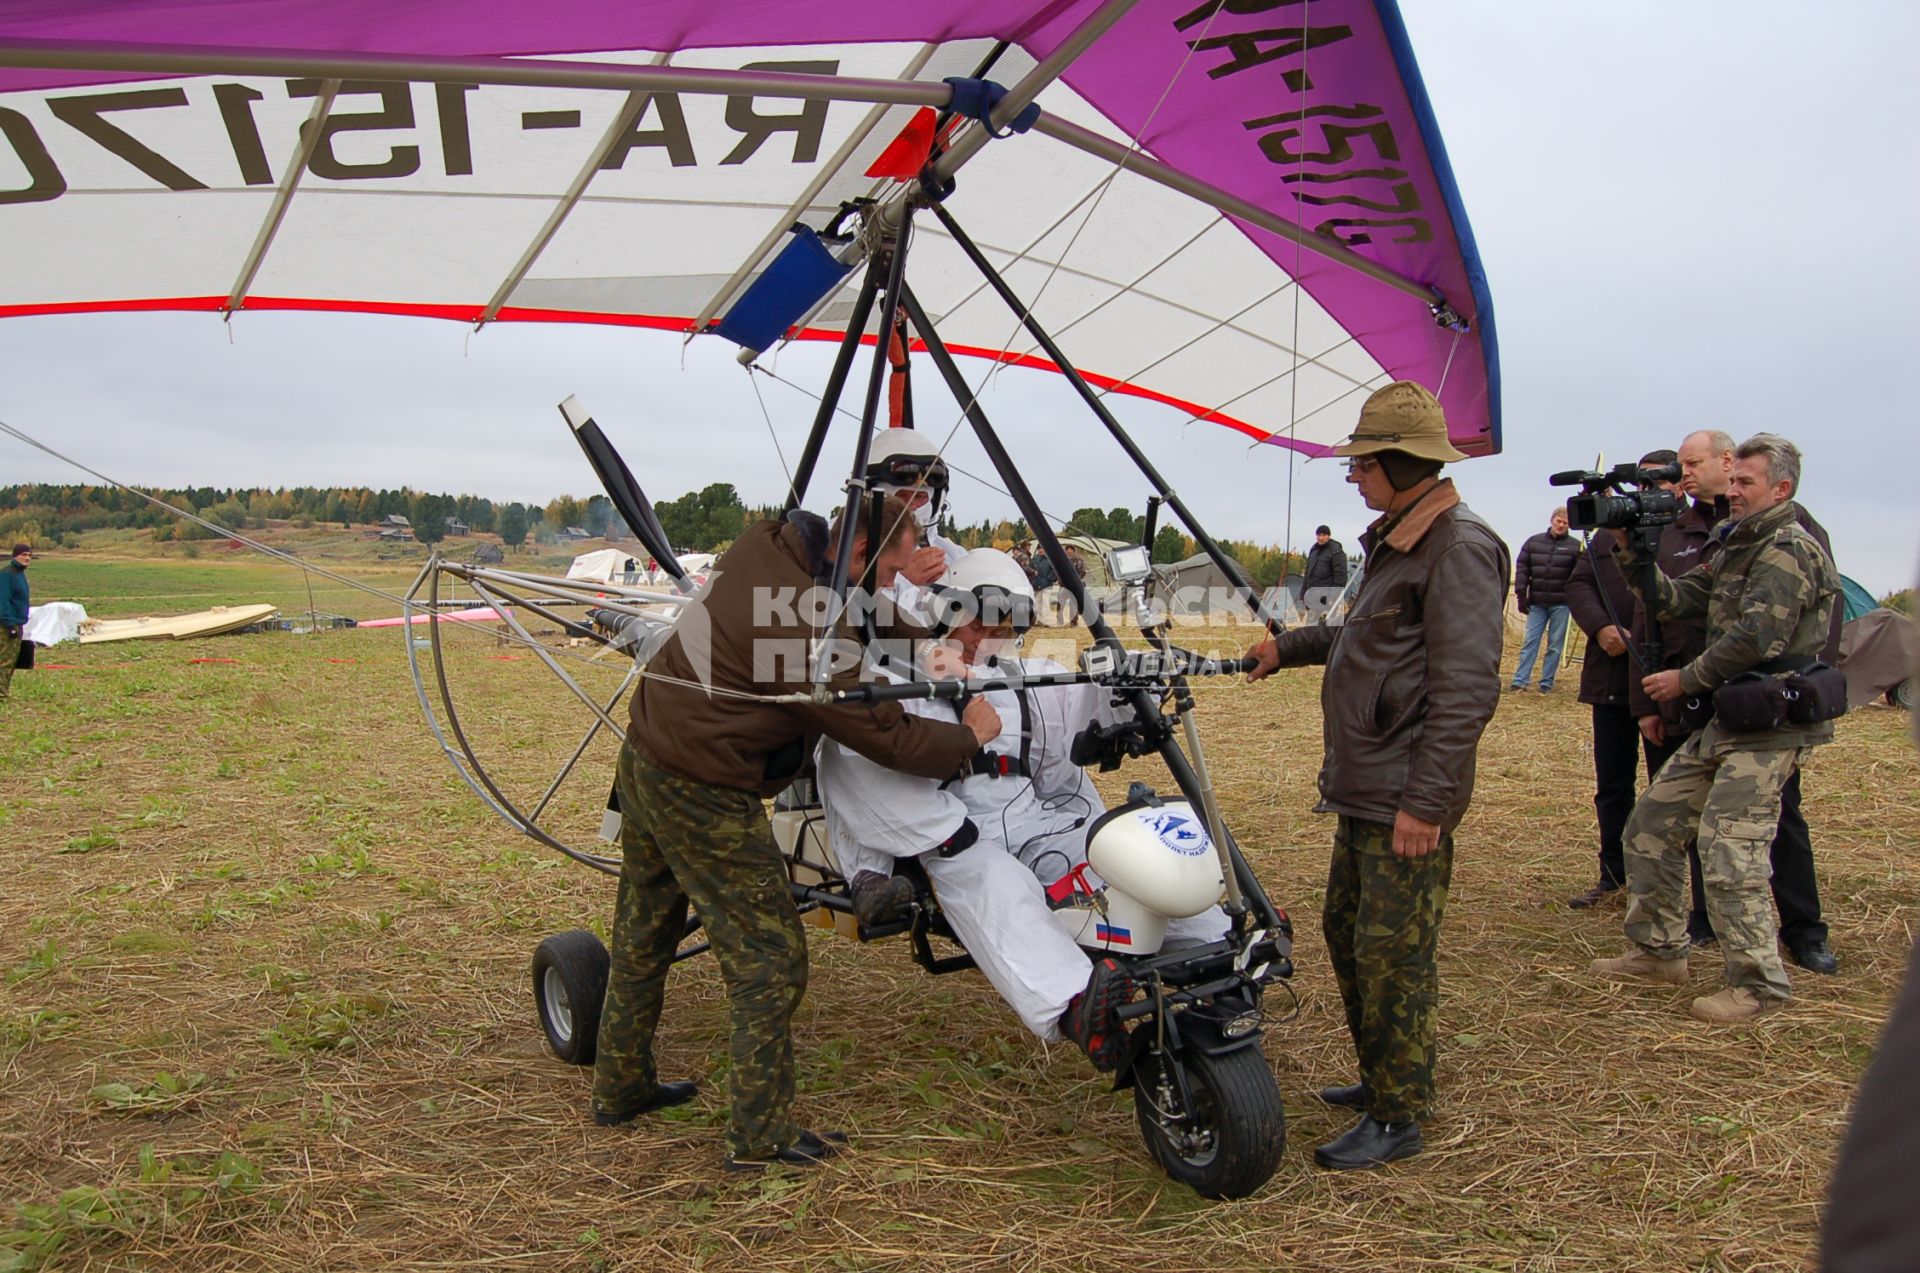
[0,38,956,107]
[1029,112,1443,309]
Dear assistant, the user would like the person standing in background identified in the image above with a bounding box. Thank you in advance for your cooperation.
[1,543,30,704]
[1511,509,1582,692]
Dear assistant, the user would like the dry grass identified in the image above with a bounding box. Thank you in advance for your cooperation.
[2,592,1915,1272]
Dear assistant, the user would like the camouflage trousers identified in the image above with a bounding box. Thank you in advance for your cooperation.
[0,628,16,700]
[1323,815,1454,1124]
[1622,728,1802,1000]
[592,743,808,1158]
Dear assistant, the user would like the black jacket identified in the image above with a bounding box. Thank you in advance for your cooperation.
[1303,540,1348,590]
[1565,543,1635,706]
[1514,529,1582,611]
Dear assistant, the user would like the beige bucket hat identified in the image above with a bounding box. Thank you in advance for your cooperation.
[1331,380,1467,462]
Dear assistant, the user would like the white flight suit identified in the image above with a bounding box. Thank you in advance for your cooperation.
[816,655,1226,1043]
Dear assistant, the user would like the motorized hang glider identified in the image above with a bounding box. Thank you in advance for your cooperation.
[0,0,1498,457]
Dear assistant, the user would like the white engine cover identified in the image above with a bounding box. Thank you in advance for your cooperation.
[1085,800,1226,921]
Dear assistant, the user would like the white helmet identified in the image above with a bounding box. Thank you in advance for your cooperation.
[927,548,1036,636]
[865,428,949,528]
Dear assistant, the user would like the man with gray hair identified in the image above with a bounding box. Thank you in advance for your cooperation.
[1591,433,1841,1023]
[1625,428,1843,974]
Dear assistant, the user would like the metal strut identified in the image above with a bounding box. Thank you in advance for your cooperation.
[897,283,1281,930]
[810,205,918,687]
[928,200,1286,637]
[783,261,882,513]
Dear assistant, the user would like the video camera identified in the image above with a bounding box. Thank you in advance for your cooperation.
[1549,460,1683,533]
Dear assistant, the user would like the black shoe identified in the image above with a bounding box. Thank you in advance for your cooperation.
[1788,937,1838,975]
[1060,957,1135,1072]
[1568,881,1621,909]
[850,870,914,928]
[592,1079,698,1127]
[723,1128,846,1173]
[1313,1114,1423,1171]
[1687,922,1718,948]
[1318,1082,1369,1110]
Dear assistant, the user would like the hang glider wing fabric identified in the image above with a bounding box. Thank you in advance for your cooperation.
[0,0,1499,454]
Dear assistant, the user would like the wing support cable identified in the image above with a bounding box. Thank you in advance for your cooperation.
[225,79,337,317]
[925,199,1287,638]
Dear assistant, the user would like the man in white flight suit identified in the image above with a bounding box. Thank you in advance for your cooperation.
[817,548,1226,1070]
[865,428,966,616]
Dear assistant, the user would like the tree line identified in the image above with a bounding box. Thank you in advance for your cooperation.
[3,482,1308,583]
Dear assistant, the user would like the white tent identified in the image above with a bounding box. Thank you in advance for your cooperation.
[23,601,89,646]
[565,548,641,586]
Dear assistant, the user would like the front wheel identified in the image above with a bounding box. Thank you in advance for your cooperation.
[1133,1044,1285,1200]
[532,930,610,1065]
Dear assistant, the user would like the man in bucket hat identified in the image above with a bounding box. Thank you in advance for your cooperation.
[1245,381,1509,1170]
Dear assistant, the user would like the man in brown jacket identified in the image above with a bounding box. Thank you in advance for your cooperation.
[593,494,999,1171]
[1245,381,1509,1171]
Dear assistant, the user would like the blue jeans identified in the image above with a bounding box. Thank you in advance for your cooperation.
[1512,604,1570,689]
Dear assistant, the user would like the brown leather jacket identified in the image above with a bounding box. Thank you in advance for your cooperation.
[628,518,977,795]
[1264,480,1510,830]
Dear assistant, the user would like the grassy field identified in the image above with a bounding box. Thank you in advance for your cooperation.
[2,553,1915,1271]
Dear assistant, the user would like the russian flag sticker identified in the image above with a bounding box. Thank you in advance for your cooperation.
[1096,923,1132,945]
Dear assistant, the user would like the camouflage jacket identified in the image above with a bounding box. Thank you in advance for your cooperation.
[1620,498,1840,747]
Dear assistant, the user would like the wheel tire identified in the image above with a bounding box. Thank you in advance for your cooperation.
[1133,1044,1285,1200]
[1893,680,1913,710]
[532,930,610,1066]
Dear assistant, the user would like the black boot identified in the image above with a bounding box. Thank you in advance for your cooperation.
[723,1129,848,1173]
[1318,1082,1369,1110]
[1313,1115,1423,1171]
[1059,958,1135,1071]
[850,870,914,928]
[1787,936,1838,974]
[592,1079,698,1127]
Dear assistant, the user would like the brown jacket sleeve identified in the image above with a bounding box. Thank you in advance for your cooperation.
[1268,623,1339,668]
[787,693,977,780]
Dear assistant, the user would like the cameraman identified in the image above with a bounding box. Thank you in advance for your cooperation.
[1630,429,1843,973]
[1590,434,1841,1023]
[1562,451,1678,908]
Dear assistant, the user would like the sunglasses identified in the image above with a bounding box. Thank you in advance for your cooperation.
[1343,455,1381,475]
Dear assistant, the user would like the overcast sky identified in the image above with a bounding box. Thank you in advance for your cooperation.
[4,3,1917,592]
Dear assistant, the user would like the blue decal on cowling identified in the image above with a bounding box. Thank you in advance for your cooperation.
[1142,810,1209,857]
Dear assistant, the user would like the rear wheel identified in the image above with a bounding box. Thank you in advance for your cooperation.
[1892,680,1913,710]
[1133,1043,1285,1199]
[532,930,610,1065]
